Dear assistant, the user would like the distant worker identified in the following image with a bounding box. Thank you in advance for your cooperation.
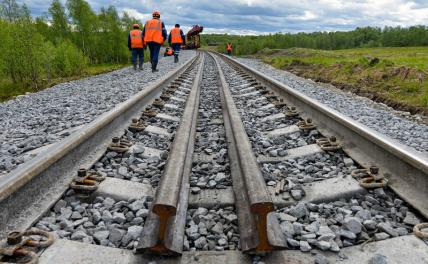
[168,24,186,63]
[143,10,167,72]
[128,24,145,70]
[164,47,173,57]
[226,43,233,55]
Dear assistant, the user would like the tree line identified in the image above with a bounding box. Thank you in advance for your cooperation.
[0,0,140,89]
[204,26,428,55]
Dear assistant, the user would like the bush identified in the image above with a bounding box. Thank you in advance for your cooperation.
[53,40,88,77]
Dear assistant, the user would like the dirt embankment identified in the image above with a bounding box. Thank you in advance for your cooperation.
[284,62,428,116]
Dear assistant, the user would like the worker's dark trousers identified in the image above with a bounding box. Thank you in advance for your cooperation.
[172,44,181,57]
[131,48,144,67]
[172,43,181,63]
[147,42,162,69]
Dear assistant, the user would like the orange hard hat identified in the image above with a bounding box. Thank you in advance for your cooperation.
[132,23,140,28]
[152,10,160,17]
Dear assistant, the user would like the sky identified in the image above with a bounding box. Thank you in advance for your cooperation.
[25,0,428,35]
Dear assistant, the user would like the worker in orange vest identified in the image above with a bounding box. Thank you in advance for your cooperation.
[128,24,145,70]
[143,10,167,73]
[168,24,186,63]
[227,43,233,55]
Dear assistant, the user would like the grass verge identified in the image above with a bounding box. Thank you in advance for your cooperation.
[257,47,428,115]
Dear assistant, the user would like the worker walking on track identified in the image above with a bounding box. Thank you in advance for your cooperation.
[128,24,145,70]
[227,43,233,55]
[168,24,186,63]
[143,10,167,73]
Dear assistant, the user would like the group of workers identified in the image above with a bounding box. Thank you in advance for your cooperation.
[128,10,234,72]
[128,10,185,72]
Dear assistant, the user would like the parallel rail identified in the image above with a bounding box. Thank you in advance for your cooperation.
[215,52,428,219]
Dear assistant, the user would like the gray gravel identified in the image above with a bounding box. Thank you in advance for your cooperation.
[35,191,152,250]
[235,58,428,155]
[184,206,239,251]
[190,55,232,191]
[0,51,196,176]
[276,188,422,254]
[92,64,199,187]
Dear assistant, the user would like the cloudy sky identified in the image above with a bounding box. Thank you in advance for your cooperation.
[26,0,428,35]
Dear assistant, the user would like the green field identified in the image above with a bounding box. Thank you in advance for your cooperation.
[257,47,428,114]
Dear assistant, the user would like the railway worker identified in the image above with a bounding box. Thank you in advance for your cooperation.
[128,23,145,71]
[143,10,167,73]
[226,43,233,55]
[168,24,186,63]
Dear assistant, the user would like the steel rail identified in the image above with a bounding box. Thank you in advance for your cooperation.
[0,54,200,239]
[216,52,428,219]
[211,53,286,253]
[137,54,204,255]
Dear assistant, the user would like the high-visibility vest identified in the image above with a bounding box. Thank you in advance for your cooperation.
[227,43,233,51]
[130,30,144,48]
[144,19,164,44]
[170,28,183,44]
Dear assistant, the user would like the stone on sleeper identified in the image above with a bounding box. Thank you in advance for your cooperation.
[291,189,304,200]
[343,158,354,167]
[370,254,388,264]
[191,187,201,194]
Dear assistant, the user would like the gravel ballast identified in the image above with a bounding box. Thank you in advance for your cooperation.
[235,58,428,155]
[0,51,196,176]
[276,188,423,255]
[190,54,232,191]
[36,192,152,250]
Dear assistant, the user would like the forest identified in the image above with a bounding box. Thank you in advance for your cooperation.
[0,0,140,93]
[204,26,428,55]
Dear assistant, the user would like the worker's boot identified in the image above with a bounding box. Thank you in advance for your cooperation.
[174,56,178,63]
[133,64,137,71]
[139,62,143,70]
[152,62,159,73]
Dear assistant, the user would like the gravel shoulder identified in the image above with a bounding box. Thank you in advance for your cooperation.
[0,51,196,176]
[235,58,428,156]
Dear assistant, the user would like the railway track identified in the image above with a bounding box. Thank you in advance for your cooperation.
[0,52,427,264]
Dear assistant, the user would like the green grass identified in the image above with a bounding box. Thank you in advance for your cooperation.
[258,47,428,114]
[0,63,127,102]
